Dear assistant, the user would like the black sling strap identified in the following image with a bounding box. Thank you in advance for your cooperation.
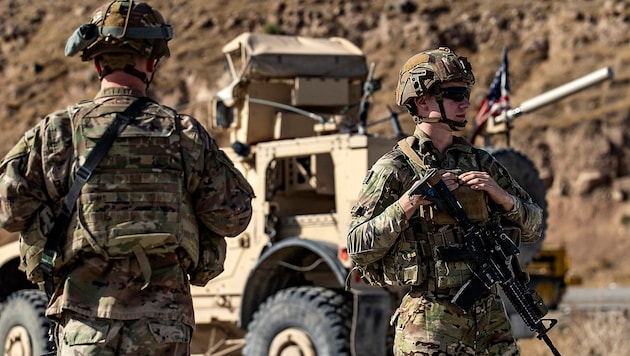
[40,96,151,298]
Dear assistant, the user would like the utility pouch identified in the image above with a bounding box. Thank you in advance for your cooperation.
[427,227,471,289]
[352,262,387,287]
[435,260,472,289]
[431,186,488,225]
[188,224,227,286]
[20,205,56,284]
[381,229,427,286]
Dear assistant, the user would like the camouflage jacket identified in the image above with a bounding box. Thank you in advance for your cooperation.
[346,127,543,284]
[0,87,254,325]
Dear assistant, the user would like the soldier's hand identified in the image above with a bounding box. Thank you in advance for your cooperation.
[458,171,514,211]
[439,170,460,191]
[399,187,431,219]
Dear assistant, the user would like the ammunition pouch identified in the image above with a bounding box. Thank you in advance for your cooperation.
[19,205,56,284]
[426,227,473,290]
[412,187,487,291]
[435,260,472,289]
[422,185,488,225]
[380,229,427,286]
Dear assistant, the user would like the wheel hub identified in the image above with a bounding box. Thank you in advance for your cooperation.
[4,325,32,356]
[268,328,315,356]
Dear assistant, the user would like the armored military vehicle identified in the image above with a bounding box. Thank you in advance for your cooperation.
[189,32,397,355]
[0,32,610,355]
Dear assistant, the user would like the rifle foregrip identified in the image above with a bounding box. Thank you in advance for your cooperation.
[502,278,551,335]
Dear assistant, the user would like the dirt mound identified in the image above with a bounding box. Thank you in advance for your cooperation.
[1,0,630,286]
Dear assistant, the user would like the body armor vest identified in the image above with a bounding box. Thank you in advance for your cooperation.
[63,101,199,266]
[382,137,491,291]
[352,135,523,293]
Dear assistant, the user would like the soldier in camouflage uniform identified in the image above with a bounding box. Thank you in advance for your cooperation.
[0,1,253,355]
[347,47,543,355]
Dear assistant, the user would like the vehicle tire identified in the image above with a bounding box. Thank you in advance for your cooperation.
[0,289,55,356]
[484,147,548,266]
[243,286,352,356]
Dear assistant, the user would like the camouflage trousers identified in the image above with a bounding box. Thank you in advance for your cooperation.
[55,312,192,356]
[391,291,519,356]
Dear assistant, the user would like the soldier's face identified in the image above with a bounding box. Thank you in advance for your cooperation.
[424,81,471,128]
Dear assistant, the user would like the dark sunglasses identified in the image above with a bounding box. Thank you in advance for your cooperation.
[440,87,470,102]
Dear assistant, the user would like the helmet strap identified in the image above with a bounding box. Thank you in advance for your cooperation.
[123,64,149,85]
[97,63,148,85]
[412,91,468,129]
[144,58,161,92]
[435,93,467,130]
[96,52,155,90]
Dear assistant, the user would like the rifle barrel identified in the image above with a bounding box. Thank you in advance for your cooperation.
[541,334,562,356]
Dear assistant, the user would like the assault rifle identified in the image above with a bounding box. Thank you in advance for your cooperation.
[409,168,561,356]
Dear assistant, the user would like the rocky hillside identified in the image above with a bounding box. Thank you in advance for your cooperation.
[2,0,630,286]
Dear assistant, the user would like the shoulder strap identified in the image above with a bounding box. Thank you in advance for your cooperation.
[40,96,151,298]
[397,136,427,170]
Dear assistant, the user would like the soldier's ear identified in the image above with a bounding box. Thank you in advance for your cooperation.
[414,96,429,110]
[94,58,103,76]
[145,58,157,73]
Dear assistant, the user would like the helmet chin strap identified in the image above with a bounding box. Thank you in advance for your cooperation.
[414,92,468,130]
[436,99,467,130]
[144,58,160,92]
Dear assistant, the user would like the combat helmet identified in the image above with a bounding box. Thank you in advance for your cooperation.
[395,47,475,128]
[65,1,173,83]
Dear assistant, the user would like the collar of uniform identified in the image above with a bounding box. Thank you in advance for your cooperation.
[94,86,145,101]
[451,135,474,153]
[413,127,434,152]
[410,127,440,167]
[413,127,474,154]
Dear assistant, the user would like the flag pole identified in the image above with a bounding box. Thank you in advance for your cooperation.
[468,47,510,144]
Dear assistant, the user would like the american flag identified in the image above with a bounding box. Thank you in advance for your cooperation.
[469,47,510,143]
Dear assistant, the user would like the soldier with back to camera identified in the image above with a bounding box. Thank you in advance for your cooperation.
[0,1,253,355]
[347,47,543,355]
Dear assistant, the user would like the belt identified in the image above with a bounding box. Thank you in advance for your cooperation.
[409,281,459,298]
[409,280,499,298]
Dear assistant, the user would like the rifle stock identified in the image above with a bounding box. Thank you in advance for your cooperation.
[409,168,562,356]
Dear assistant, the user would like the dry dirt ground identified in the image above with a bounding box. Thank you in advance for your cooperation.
[1,1,630,350]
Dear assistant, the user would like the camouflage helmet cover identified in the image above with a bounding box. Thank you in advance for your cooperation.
[65,0,173,61]
[395,47,475,108]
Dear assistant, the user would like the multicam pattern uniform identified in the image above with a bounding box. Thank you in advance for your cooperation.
[347,128,542,356]
[0,87,254,354]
